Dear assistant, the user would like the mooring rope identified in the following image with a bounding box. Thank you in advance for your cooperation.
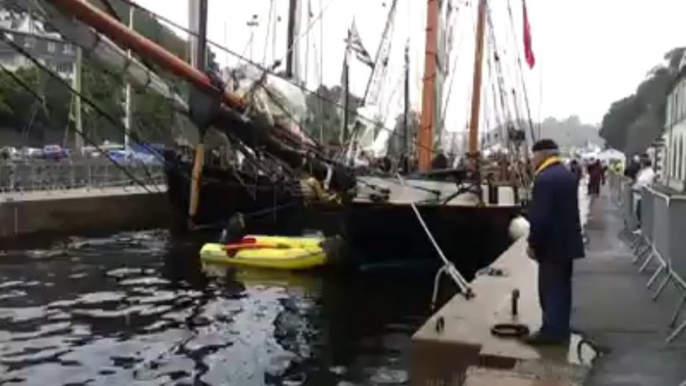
[395,174,473,307]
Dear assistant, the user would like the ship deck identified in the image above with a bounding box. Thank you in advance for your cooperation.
[354,176,521,207]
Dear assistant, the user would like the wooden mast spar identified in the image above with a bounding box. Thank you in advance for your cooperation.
[45,0,323,225]
[417,0,439,173]
[45,0,317,149]
[419,0,487,176]
[187,0,208,225]
[468,0,488,175]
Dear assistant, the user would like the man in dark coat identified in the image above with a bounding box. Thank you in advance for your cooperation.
[525,139,585,345]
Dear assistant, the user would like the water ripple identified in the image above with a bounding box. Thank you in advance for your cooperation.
[0,230,433,385]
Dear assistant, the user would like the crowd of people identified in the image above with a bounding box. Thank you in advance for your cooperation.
[564,157,607,197]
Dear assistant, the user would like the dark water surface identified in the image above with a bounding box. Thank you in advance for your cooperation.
[0,231,441,386]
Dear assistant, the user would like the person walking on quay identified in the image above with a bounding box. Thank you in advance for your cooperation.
[586,159,604,196]
[569,159,582,186]
[624,154,641,181]
[632,157,655,225]
[525,139,585,346]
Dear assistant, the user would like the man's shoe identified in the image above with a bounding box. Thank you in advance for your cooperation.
[521,331,569,346]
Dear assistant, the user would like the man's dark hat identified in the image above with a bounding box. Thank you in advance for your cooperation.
[532,139,559,152]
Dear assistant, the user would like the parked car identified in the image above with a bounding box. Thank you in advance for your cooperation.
[21,147,43,159]
[108,149,160,165]
[0,146,21,161]
[41,145,69,160]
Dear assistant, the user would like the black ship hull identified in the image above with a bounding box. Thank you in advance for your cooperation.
[164,159,521,275]
[163,156,304,234]
[341,201,519,277]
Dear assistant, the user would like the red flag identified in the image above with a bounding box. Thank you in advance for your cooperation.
[522,0,535,68]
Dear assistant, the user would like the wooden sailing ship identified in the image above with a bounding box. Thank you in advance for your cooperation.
[34,0,533,273]
[328,0,530,272]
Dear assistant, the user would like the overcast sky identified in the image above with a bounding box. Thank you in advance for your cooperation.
[133,0,686,129]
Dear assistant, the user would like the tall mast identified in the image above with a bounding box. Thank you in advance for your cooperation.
[340,32,350,145]
[417,0,439,173]
[402,42,409,157]
[187,0,208,224]
[124,5,134,150]
[286,0,300,80]
[362,0,398,106]
[468,0,487,172]
[72,46,83,151]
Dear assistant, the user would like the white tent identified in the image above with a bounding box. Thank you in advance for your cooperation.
[596,149,626,163]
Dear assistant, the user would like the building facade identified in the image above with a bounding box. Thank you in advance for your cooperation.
[662,56,686,192]
[0,12,76,79]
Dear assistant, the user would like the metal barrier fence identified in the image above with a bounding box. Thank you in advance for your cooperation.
[610,172,686,343]
[0,160,166,193]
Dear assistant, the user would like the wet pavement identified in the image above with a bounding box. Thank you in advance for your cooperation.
[573,190,686,385]
[0,231,444,386]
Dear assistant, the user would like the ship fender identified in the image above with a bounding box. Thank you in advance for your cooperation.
[508,216,530,240]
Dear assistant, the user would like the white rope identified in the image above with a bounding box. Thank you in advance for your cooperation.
[395,174,473,300]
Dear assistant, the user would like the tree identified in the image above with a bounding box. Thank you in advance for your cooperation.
[599,47,686,153]
[387,110,419,158]
[0,1,222,146]
[0,66,71,144]
[303,84,363,145]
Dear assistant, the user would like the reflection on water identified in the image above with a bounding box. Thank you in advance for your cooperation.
[0,231,438,385]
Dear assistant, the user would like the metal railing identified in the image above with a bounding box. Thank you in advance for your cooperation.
[610,172,686,343]
[0,159,166,194]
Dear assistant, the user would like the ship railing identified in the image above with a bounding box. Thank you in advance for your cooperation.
[612,173,686,344]
[0,160,166,194]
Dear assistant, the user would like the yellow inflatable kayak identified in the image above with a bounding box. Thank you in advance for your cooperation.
[200,235,327,270]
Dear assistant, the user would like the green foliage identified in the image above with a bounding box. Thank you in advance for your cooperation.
[600,47,686,153]
[387,110,419,157]
[0,66,71,143]
[303,84,363,145]
[0,0,222,146]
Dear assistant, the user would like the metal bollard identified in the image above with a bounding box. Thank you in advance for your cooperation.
[511,289,520,317]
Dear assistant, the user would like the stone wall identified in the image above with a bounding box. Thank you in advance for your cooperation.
[0,187,171,244]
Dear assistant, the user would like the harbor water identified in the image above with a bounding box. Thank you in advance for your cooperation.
[0,230,447,386]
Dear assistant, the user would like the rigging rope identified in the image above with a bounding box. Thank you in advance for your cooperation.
[112,0,463,161]
[0,58,309,229]
[505,0,537,143]
[0,29,287,194]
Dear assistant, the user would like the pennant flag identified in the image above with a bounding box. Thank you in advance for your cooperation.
[344,21,374,68]
[522,0,535,68]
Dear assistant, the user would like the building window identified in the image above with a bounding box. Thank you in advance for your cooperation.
[679,85,683,123]
[63,43,74,55]
[669,89,679,127]
[677,92,681,124]
[680,136,684,181]
[24,36,36,49]
[47,41,56,53]
[678,86,683,124]
[667,95,673,128]
[669,136,676,178]
[57,63,73,75]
